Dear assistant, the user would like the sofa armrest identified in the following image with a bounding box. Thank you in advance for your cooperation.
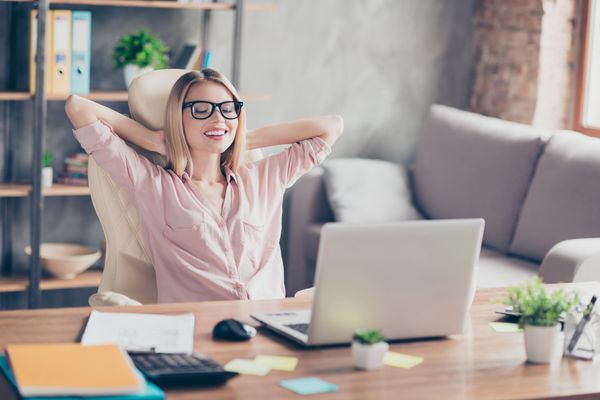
[538,238,600,283]
[88,291,143,307]
[284,167,334,295]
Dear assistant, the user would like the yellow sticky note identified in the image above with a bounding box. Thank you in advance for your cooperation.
[489,322,523,333]
[255,355,299,371]
[383,352,424,369]
[224,359,271,376]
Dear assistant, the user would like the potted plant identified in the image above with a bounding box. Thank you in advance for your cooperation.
[41,150,53,188]
[504,278,579,363]
[113,29,169,87]
[351,329,389,370]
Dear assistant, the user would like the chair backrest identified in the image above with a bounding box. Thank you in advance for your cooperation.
[89,69,190,304]
[89,69,262,304]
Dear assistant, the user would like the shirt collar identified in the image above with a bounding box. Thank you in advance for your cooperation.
[181,167,237,184]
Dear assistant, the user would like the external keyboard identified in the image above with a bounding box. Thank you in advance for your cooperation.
[129,352,238,387]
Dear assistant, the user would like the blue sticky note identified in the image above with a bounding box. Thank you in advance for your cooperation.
[279,377,338,395]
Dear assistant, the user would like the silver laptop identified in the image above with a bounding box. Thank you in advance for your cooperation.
[252,219,484,347]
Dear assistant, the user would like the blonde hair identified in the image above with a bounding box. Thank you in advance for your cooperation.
[164,69,246,177]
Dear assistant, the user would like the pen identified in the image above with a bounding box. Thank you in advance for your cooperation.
[566,295,597,354]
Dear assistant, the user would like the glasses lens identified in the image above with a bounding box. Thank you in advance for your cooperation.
[191,102,213,119]
[219,101,241,119]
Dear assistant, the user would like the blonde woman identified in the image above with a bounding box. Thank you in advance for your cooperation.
[65,69,343,302]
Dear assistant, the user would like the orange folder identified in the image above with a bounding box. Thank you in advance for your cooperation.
[6,343,143,397]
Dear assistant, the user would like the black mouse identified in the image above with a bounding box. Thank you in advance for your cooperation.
[212,319,257,341]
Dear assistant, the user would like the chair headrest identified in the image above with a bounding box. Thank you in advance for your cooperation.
[128,69,190,130]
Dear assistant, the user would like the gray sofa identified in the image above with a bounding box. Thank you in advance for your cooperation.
[284,104,600,296]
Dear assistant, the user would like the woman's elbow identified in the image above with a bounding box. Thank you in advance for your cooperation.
[323,115,344,145]
[332,115,344,138]
[65,95,81,120]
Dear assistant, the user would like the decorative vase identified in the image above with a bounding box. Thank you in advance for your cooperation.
[524,324,562,363]
[123,64,154,87]
[351,341,389,370]
[41,166,53,188]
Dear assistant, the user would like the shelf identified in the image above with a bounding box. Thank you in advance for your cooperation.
[0,0,274,11]
[0,270,102,293]
[47,91,129,102]
[44,184,90,196]
[0,92,31,101]
[0,183,90,198]
[46,91,270,102]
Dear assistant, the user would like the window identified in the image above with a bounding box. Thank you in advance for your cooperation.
[575,0,600,137]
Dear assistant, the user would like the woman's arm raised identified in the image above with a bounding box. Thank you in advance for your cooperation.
[246,115,344,150]
[65,94,165,155]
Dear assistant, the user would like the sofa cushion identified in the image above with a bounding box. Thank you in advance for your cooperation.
[477,247,539,288]
[322,158,422,223]
[413,104,547,253]
[509,131,600,261]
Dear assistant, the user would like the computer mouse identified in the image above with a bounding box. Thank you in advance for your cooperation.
[212,319,257,341]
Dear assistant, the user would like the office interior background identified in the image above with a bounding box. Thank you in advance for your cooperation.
[0,0,596,308]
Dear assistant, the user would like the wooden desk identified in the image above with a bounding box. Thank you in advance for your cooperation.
[1,284,600,399]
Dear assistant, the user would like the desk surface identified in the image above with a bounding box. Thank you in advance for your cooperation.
[1,284,600,399]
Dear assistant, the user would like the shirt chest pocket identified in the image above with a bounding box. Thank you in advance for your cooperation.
[240,219,278,251]
[163,209,207,254]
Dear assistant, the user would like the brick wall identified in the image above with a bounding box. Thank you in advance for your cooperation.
[469,0,578,129]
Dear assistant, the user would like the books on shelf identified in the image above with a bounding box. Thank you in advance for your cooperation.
[172,44,212,71]
[3,343,163,398]
[173,43,202,70]
[30,10,92,96]
[57,152,89,186]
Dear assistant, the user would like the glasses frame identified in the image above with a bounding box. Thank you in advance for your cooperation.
[182,100,244,120]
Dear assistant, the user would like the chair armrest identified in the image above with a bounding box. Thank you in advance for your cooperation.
[88,291,143,307]
[284,167,334,295]
[538,238,600,283]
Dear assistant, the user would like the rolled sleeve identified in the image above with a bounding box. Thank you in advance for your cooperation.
[282,136,331,188]
[73,119,160,192]
[252,136,332,191]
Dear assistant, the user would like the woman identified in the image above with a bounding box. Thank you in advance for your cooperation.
[65,69,343,302]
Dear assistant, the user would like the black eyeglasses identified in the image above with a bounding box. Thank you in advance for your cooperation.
[182,100,244,120]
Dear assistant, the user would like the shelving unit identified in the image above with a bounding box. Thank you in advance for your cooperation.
[0,0,269,307]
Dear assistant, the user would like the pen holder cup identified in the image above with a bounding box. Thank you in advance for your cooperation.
[563,311,600,359]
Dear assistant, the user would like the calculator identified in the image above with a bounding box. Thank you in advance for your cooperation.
[129,352,238,387]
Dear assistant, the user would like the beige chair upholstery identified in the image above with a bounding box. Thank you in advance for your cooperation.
[88,69,190,306]
[88,69,260,306]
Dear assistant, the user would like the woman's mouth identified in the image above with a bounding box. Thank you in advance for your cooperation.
[204,129,227,140]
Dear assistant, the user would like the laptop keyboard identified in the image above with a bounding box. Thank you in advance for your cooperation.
[285,323,310,335]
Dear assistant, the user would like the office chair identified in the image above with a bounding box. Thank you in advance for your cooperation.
[88,69,259,306]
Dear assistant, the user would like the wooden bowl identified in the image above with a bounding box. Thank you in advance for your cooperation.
[24,243,101,279]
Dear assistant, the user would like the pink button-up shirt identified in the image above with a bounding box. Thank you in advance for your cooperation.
[74,120,331,302]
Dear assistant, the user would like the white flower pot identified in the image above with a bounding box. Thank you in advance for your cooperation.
[41,166,53,188]
[524,324,562,363]
[352,341,389,370]
[123,64,154,87]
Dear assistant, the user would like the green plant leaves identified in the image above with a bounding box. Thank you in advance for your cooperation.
[505,278,579,327]
[353,329,385,344]
[42,150,53,168]
[113,29,169,69]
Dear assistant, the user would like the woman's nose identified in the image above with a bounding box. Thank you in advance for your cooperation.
[210,107,226,122]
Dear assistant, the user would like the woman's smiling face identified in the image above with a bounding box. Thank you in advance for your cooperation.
[182,81,239,155]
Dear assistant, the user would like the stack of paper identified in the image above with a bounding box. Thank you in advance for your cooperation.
[81,310,195,354]
[5,343,146,398]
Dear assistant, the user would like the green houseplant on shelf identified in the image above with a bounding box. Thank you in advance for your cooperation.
[351,329,388,370]
[41,150,53,188]
[113,29,169,87]
[504,278,579,363]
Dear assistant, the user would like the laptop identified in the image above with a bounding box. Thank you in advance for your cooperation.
[252,219,485,347]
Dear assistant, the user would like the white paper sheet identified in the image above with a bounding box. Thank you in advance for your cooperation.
[81,310,195,354]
